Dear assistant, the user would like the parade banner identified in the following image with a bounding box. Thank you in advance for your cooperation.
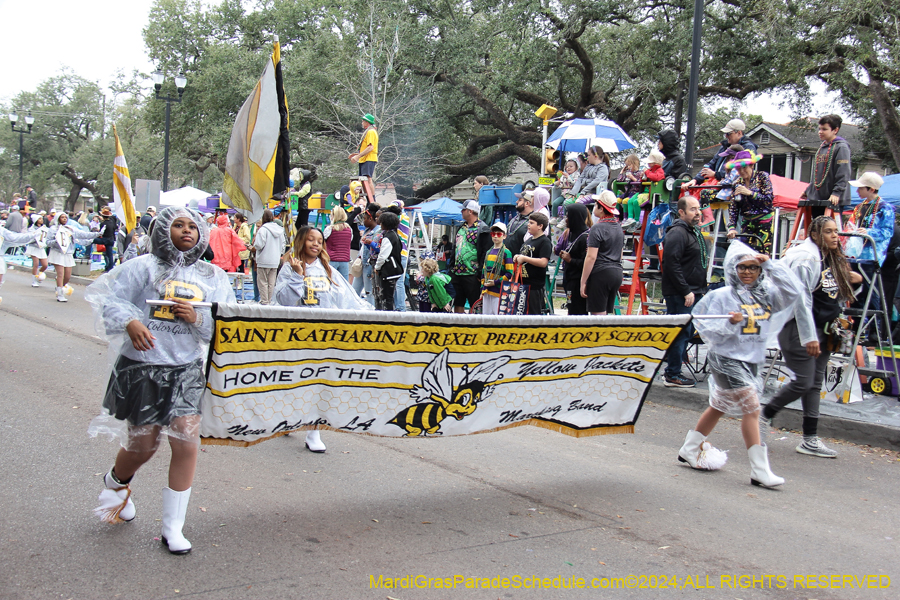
[200,304,691,446]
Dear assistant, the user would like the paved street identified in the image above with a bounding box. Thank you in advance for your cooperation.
[1,267,897,600]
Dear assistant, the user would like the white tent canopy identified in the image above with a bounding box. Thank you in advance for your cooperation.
[159,186,213,207]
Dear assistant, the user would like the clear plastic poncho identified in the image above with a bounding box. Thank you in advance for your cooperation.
[274,257,373,310]
[86,206,235,447]
[692,241,802,415]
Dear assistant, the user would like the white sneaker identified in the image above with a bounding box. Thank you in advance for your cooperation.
[796,436,837,458]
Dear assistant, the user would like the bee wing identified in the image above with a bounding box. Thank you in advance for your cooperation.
[415,348,453,402]
[463,356,510,386]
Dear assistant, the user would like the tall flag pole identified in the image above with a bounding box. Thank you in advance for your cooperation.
[222,36,291,224]
[112,124,137,232]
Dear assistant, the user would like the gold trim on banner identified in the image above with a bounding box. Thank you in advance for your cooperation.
[200,421,635,447]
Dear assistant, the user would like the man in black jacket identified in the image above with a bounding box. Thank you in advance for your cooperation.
[93,206,120,272]
[657,130,689,180]
[661,196,708,387]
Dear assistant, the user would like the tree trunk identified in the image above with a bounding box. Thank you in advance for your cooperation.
[65,184,84,213]
[673,80,686,138]
[869,76,900,170]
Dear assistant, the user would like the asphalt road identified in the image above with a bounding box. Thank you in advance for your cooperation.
[1,267,897,600]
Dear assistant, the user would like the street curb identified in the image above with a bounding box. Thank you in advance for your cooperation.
[8,264,95,286]
[646,383,900,452]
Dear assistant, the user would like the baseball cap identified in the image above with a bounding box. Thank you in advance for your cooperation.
[147,205,157,212]
[513,189,535,202]
[462,200,480,213]
[720,118,746,134]
[490,222,507,234]
[849,172,884,190]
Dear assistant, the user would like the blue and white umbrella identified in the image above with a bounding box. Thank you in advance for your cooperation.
[545,118,638,153]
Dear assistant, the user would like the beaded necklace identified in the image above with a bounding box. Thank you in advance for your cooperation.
[692,224,709,268]
[813,140,835,189]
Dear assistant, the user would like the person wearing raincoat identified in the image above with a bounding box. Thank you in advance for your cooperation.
[86,206,235,554]
[677,241,802,488]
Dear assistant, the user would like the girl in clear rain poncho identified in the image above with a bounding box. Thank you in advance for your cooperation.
[677,241,802,488]
[86,206,235,554]
[275,225,373,452]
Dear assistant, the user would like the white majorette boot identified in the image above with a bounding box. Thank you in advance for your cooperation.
[93,469,136,523]
[678,430,727,470]
[748,444,784,488]
[305,430,326,453]
[56,286,67,302]
[161,487,192,554]
[32,276,39,287]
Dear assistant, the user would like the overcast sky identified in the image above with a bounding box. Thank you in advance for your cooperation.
[0,0,156,104]
[0,0,835,125]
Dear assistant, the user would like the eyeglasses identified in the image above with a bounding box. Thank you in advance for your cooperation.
[490,231,504,237]
[736,264,761,273]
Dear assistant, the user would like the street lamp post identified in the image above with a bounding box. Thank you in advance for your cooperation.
[9,110,35,190]
[151,70,187,192]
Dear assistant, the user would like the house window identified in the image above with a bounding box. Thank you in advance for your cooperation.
[760,131,770,145]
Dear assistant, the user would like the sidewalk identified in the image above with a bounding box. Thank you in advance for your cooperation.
[646,376,900,452]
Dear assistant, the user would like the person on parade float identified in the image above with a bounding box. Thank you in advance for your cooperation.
[760,216,862,458]
[677,241,802,488]
[275,224,372,454]
[86,206,235,554]
[350,114,379,181]
[725,150,775,255]
[799,114,852,219]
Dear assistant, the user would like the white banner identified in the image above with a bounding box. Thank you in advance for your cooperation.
[200,304,691,446]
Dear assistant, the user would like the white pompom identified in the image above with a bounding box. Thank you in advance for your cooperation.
[38,272,46,281]
[64,285,74,296]
[696,441,728,470]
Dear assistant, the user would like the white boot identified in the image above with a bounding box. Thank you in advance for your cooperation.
[677,430,706,468]
[104,469,135,521]
[93,469,136,523]
[56,286,67,302]
[161,487,192,554]
[32,276,39,287]
[305,430,326,453]
[748,444,784,488]
[678,430,727,470]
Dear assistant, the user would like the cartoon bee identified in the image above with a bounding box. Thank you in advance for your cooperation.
[389,349,509,437]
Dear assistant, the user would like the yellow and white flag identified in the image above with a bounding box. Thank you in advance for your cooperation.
[222,37,290,224]
[111,124,137,232]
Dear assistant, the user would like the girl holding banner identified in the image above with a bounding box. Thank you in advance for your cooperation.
[275,225,372,452]
[86,207,235,554]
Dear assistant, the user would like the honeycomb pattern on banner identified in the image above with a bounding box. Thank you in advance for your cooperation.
[209,375,641,425]
[487,375,638,409]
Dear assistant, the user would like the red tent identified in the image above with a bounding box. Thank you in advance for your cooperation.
[770,174,808,211]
